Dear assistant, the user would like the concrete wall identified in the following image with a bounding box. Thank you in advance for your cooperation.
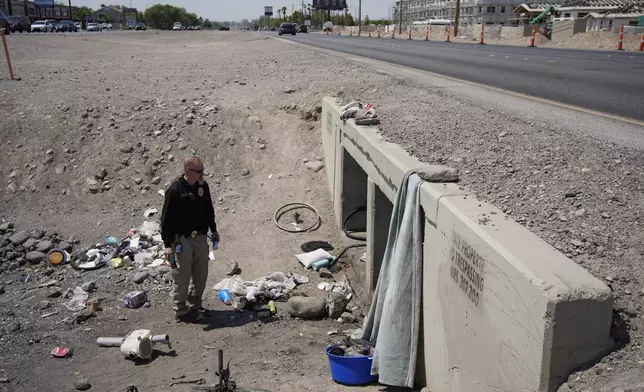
[321,96,614,392]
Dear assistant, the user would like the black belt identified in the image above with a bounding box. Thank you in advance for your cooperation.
[181,229,208,239]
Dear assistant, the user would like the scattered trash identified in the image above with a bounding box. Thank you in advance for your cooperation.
[105,236,122,246]
[110,257,124,269]
[218,288,233,305]
[96,329,171,360]
[168,378,206,387]
[318,282,332,291]
[41,310,59,318]
[87,299,101,312]
[296,248,333,269]
[143,208,158,218]
[273,202,321,233]
[65,287,89,312]
[51,346,73,358]
[46,248,69,266]
[255,304,272,319]
[123,291,148,309]
[213,271,306,303]
[0,378,9,383]
[327,330,338,336]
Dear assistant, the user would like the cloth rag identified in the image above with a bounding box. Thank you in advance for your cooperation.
[361,170,424,388]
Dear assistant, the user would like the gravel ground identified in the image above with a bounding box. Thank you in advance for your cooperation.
[0,29,642,392]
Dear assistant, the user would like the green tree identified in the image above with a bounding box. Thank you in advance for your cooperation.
[363,15,370,25]
[145,4,206,30]
[203,19,213,29]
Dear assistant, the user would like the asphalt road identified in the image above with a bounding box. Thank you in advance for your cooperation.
[274,33,644,122]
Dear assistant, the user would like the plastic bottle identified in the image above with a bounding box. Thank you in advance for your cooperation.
[218,289,232,305]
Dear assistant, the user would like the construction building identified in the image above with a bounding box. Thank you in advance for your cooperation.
[394,0,542,25]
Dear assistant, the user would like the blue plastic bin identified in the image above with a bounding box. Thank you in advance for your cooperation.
[326,346,378,386]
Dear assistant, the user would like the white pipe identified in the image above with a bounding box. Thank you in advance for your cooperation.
[151,334,169,345]
[97,337,124,347]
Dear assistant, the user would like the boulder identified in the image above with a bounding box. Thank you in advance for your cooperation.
[23,238,38,249]
[9,230,29,245]
[327,292,351,319]
[26,251,46,265]
[287,296,327,319]
[36,240,54,252]
[133,271,149,284]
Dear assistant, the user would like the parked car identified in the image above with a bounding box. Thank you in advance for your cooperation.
[297,24,308,33]
[86,22,102,32]
[31,20,54,32]
[218,25,230,31]
[134,22,147,31]
[55,20,78,32]
[8,15,30,33]
[172,22,182,31]
[74,21,81,29]
[278,22,296,36]
[194,25,202,30]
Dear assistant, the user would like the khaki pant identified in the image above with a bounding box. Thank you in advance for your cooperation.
[172,234,209,316]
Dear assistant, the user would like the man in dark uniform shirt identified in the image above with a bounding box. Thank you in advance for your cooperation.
[161,156,219,323]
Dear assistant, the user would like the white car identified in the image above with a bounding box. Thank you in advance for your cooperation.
[87,23,102,32]
[172,22,182,31]
[31,20,54,32]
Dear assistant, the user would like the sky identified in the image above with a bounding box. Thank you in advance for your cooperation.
[72,0,395,21]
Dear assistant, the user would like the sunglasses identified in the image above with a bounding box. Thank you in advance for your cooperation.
[188,168,204,174]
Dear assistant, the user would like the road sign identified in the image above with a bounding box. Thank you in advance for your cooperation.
[264,6,273,16]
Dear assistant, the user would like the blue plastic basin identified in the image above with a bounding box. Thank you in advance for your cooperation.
[326,346,378,386]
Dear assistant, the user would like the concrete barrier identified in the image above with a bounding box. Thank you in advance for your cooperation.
[321,96,614,392]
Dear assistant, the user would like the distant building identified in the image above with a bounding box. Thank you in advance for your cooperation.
[93,5,124,23]
[513,0,644,26]
[394,0,530,25]
[1,0,69,20]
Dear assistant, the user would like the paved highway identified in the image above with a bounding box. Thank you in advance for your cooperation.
[275,33,644,122]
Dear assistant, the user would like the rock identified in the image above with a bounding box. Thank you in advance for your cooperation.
[259,144,266,150]
[46,288,63,298]
[319,268,333,279]
[74,376,91,390]
[0,286,4,294]
[0,222,12,232]
[55,164,67,174]
[284,88,296,94]
[225,260,240,276]
[148,269,159,278]
[81,281,97,293]
[9,322,21,332]
[23,238,38,249]
[75,309,95,323]
[31,229,45,239]
[120,145,134,153]
[304,161,325,173]
[36,240,53,252]
[134,177,143,185]
[133,271,149,284]
[96,168,108,180]
[417,165,460,183]
[151,176,161,185]
[59,241,72,252]
[157,265,172,274]
[564,190,577,198]
[86,178,98,186]
[339,312,357,323]
[6,183,16,194]
[241,169,250,176]
[9,230,29,245]
[556,382,571,392]
[574,208,586,217]
[286,296,327,319]
[327,292,350,319]
[25,251,46,265]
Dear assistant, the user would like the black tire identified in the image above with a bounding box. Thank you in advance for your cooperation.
[4,26,9,35]
[292,33,296,35]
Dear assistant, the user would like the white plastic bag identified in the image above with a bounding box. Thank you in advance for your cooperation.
[295,248,333,269]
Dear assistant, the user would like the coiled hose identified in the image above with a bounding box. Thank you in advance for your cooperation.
[273,202,321,233]
[334,207,367,260]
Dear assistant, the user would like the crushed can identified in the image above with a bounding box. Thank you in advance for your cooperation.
[123,290,148,309]
[218,289,232,305]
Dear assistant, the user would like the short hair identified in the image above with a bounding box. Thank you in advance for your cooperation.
[183,156,203,170]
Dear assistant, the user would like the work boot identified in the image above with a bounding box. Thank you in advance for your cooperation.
[175,310,201,323]
[192,306,212,317]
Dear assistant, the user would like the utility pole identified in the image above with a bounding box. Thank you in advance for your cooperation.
[68,0,72,20]
[454,0,461,36]
[358,0,361,35]
[398,0,403,34]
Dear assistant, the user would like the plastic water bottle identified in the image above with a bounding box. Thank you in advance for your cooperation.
[218,289,232,305]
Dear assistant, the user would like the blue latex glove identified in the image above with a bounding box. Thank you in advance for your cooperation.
[210,232,220,250]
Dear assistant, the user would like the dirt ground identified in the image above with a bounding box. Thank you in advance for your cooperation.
[0,30,393,392]
[1,27,644,392]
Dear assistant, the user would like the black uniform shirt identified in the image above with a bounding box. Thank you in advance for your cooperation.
[161,176,217,247]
